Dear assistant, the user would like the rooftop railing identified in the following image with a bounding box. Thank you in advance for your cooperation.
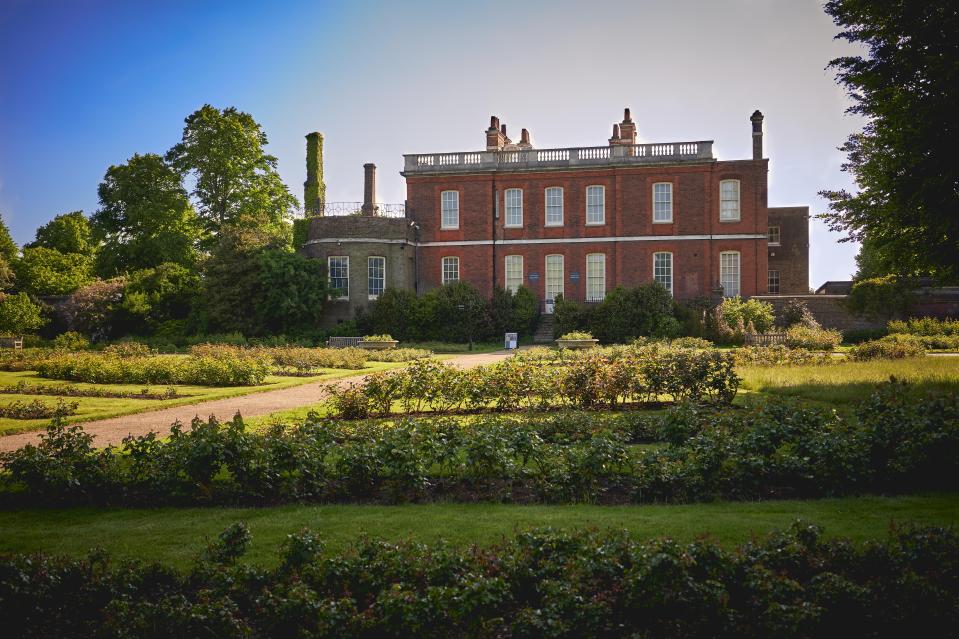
[403,141,714,174]
[296,202,407,219]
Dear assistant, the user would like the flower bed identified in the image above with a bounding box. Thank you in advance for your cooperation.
[36,353,269,386]
[2,522,956,638]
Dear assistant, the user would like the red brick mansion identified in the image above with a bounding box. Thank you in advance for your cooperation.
[302,109,809,322]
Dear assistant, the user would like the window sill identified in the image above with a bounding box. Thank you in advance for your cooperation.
[440,226,459,231]
[544,222,564,228]
[718,218,741,223]
[503,224,523,229]
[652,219,673,225]
[767,242,781,247]
[585,221,606,227]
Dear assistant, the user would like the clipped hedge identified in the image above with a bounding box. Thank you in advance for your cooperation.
[3,381,955,506]
[2,522,957,638]
[849,335,926,361]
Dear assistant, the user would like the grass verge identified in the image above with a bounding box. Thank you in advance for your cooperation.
[1,493,956,569]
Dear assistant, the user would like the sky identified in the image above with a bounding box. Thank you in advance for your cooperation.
[0,0,865,288]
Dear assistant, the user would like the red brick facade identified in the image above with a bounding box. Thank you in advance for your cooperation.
[406,159,770,302]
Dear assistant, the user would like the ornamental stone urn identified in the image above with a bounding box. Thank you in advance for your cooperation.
[358,339,399,350]
[554,338,599,350]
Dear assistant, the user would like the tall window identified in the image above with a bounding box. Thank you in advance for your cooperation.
[768,269,780,294]
[586,253,606,302]
[720,180,740,221]
[720,251,741,297]
[545,187,564,226]
[328,256,349,299]
[441,256,459,284]
[505,255,523,294]
[441,190,459,229]
[545,254,564,301]
[653,182,673,223]
[767,225,781,245]
[368,256,385,300]
[586,185,605,225]
[505,188,523,227]
[653,252,673,296]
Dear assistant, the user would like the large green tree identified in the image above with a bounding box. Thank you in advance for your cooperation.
[165,105,297,239]
[27,211,96,256]
[0,213,17,291]
[13,247,93,296]
[819,1,959,281]
[93,153,204,277]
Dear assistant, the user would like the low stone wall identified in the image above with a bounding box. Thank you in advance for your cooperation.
[751,295,883,332]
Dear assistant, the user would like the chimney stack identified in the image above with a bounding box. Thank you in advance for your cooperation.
[361,163,377,216]
[750,110,764,160]
[516,127,533,149]
[610,108,637,146]
[486,115,510,150]
[304,132,326,216]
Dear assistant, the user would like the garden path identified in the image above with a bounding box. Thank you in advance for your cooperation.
[0,351,513,452]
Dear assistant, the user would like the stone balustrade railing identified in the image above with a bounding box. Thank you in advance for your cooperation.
[403,141,714,174]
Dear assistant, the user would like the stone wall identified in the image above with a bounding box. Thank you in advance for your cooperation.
[751,295,883,332]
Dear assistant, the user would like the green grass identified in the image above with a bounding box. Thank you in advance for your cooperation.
[0,361,406,435]
[1,494,956,569]
[399,341,506,354]
[739,356,959,408]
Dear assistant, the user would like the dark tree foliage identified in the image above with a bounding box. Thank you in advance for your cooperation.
[120,263,202,334]
[166,105,297,240]
[819,1,959,281]
[0,213,17,263]
[93,153,203,277]
[202,226,327,336]
[27,211,95,257]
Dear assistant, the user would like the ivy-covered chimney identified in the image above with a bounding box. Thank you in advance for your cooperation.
[304,132,326,215]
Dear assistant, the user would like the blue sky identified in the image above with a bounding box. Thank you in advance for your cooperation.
[0,0,864,287]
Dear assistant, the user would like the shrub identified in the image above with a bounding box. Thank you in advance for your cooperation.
[102,341,152,358]
[841,327,888,343]
[784,325,842,350]
[733,345,834,367]
[558,331,593,340]
[365,348,431,363]
[2,523,958,638]
[363,334,394,342]
[589,283,680,343]
[670,336,714,349]
[780,298,820,328]
[51,331,90,351]
[0,399,79,419]
[888,316,959,336]
[846,275,913,320]
[0,292,47,336]
[848,335,926,361]
[718,296,775,335]
[36,352,269,386]
[61,277,127,341]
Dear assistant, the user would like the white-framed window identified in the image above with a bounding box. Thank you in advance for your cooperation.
[586,185,605,225]
[441,256,459,284]
[653,182,673,223]
[328,256,349,299]
[768,269,780,294]
[768,225,781,245]
[720,180,740,221]
[368,256,385,300]
[505,255,523,294]
[505,188,523,228]
[720,251,741,297]
[441,190,459,229]
[586,253,606,302]
[545,254,564,301]
[653,251,673,296]
[545,187,564,226]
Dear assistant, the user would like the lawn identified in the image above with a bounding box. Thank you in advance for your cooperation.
[739,356,959,408]
[0,361,405,435]
[1,494,955,569]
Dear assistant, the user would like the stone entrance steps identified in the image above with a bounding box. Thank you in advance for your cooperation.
[533,314,556,344]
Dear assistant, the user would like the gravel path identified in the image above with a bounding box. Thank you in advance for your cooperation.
[0,351,513,452]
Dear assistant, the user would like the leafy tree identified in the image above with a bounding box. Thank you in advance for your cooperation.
[93,153,204,276]
[0,213,18,263]
[62,278,127,341]
[166,105,297,239]
[846,274,914,321]
[27,211,95,256]
[819,1,959,281]
[0,292,46,335]
[256,249,329,334]
[121,263,201,333]
[13,247,93,296]
[589,283,680,343]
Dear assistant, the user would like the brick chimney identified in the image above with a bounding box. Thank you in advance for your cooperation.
[361,163,377,216]
[486,115,511,150]
[609,108,637,147]
[751,110,764,160]
[516,127,533,149]
[304,132,326,216]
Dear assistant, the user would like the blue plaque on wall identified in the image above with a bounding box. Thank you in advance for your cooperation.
[529,272,540,281]
[570,272,580,280]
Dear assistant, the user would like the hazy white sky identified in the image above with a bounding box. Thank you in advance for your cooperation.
[1,0,865,288]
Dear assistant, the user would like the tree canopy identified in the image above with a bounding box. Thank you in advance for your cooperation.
[0,292,46,336]
[13,247,93,296]
[819,0,959,282]
[27,211,96,256]
[93,153,204,276]
[165,105,297,240]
